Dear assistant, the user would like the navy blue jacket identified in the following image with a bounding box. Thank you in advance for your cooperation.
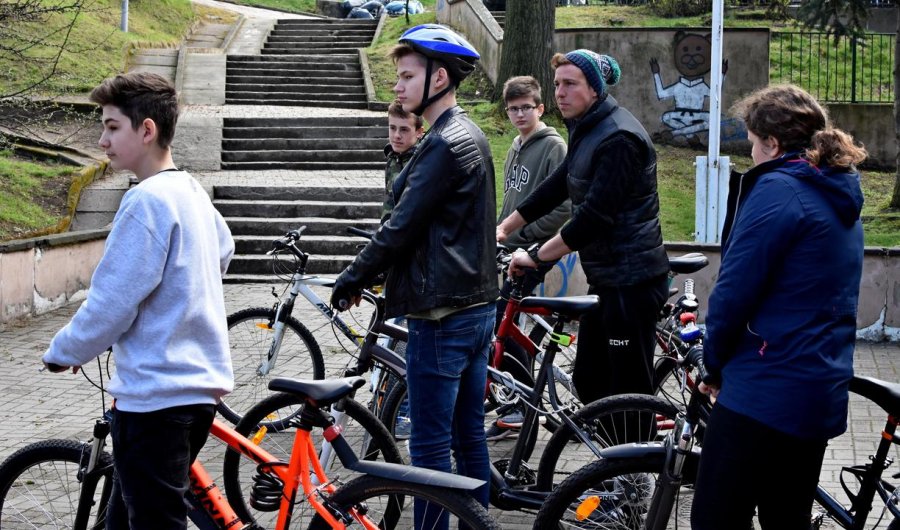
[704,153,864,440]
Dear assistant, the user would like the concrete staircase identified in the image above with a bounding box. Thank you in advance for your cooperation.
[221,116,387,171]
[215,185,383,280]
[225,19,376,108]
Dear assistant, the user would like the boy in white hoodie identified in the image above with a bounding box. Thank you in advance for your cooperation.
[42,72,235,530]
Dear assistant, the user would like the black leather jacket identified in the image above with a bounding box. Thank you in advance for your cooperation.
[336,106,499,318]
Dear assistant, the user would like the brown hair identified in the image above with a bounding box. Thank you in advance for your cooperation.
[89,72,179,149]
[389,43,452,87]
[550,53,571,69]
[502,75,542,105]
[732,84,866,168]
[388,100,423,129]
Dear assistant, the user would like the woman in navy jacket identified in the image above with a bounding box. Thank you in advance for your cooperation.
[692,84,868,530]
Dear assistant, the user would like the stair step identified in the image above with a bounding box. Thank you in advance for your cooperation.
[266,35,373,44]
[223,126,384,140]
[223,98,369,108]
[222,149,382,163]
[269,29,377,37]
[226,83,365,95]
[227,254,357,275]
[223,116,386,127]
[220,160,383,170]
[225,92,366,101]
[225,216,380,236]
[226,75,363,85]
[233,234,370,255]
[273,19,377,27]
[227,68,361,78]
[222,138,384,150]
[214,186,383,201]
[214,199,381,218]
[228,54,359,64]
[262,48,364,55]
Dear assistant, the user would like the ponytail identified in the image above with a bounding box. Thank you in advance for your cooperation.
[806,128,867,169]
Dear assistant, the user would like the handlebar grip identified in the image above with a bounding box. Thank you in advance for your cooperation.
[347,226,375,239]
[684,344,711,384]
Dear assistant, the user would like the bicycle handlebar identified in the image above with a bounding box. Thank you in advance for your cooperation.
[347,226,375,239]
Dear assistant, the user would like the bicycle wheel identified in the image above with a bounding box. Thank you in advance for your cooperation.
[222,392,402,527]
[220,307,325,425]
[0,439,114,529]
[533,452,698,529]
[535,394,681,491]
[307,475,500,530]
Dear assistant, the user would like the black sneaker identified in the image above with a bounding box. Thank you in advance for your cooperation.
[485,421,519,441]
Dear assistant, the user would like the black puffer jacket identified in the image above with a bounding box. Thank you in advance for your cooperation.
[518,96,669,287]
[336,106,499,318]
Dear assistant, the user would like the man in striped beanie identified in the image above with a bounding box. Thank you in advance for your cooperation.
[499,49,671,415]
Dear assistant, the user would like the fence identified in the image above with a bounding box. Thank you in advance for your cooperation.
[770,31,895,103]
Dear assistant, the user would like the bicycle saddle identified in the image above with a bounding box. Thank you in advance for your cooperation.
[268,376,366,407]
[519,295,600,319]
[850,376,900,418]
[668,253,709,274]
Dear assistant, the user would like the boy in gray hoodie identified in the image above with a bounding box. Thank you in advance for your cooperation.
[489,75,570,440]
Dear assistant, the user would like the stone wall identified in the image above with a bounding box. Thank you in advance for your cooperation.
[0,231,108,326]
[436,0,503,84]
[827,104,897,169]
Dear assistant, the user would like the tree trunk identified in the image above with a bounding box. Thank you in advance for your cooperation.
[891,9,900,209]
[496,0,557,111]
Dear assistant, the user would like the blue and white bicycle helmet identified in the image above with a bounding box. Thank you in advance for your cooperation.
[398,24,480,115]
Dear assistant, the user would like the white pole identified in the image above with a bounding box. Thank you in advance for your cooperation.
[695,0,728,243]
[121,0,128,33]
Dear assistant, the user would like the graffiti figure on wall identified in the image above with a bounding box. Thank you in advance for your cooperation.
[650,31,728,142]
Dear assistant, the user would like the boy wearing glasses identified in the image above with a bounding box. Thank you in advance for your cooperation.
[488,75,569,441]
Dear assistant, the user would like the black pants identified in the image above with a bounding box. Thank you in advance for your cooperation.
[106,404,216,530]
[571,274,668,406]
[691,403,828,530]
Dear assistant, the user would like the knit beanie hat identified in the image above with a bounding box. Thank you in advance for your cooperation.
[563,50,621,97]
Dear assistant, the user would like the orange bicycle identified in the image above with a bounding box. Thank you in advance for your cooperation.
[0,364,498,529]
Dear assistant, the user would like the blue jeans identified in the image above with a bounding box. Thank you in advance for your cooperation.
[406,304,495,529]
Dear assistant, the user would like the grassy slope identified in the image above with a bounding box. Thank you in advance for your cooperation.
[1,0,197,95]
[0,0,198,242]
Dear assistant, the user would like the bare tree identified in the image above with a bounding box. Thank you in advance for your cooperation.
[0,0,108,148]
[496,0,557,112]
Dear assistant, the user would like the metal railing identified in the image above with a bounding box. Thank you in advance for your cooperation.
[770,31,895,103]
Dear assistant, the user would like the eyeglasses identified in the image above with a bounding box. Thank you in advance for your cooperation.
[505,104,537,115]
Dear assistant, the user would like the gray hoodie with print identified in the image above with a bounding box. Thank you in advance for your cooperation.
[498,125,571,249]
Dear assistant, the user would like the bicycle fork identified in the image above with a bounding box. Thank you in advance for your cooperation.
[644,414,694,530]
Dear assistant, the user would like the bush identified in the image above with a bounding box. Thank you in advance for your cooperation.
[648,0,711,17]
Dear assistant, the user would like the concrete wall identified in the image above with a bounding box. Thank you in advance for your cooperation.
[537,243,900,341]
[0,231,108,326]
[177,50,227,106]
[553,28,769,146]
[436,0,503,84]
[827,104,897,169]
[126,48,179,81]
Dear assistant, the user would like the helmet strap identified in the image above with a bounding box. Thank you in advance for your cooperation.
[413,57,453,117]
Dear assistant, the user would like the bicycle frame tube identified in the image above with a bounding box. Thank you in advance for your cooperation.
[297,282,366,344]
[189,463,245,529]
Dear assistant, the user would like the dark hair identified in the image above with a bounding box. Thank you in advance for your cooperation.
[89,72,179,149]
[388,100,424,129]
[732,84,866,168]
[502,76,542,105]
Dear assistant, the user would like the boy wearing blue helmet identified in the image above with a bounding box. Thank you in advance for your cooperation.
[331,24,497,526]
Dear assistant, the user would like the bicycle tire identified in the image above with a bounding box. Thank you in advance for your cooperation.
[222,391,403,527]
[379,353,539,462]
[535,393,681,491]
[0,439,114,530]
[533,451,698,529]
[307,475,500,530]
[219,307,325,425]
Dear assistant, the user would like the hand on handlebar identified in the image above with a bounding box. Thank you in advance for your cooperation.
[330,275,363,312]
[698,382,719,400]
[42,360,80,374]
[507,249,537,278]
